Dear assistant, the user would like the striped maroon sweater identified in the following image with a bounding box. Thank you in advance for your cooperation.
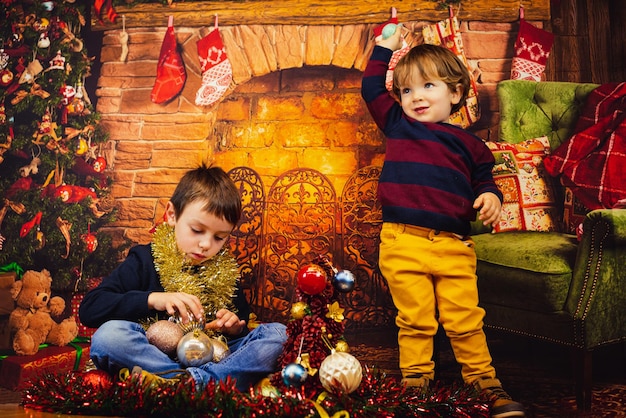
[361,46,502,235]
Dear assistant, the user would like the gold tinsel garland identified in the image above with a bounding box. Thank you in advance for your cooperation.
[151,223,239,321]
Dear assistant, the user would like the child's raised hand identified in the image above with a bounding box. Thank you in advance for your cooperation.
[206,308,246,336]
[147,291,205,323]
[473,192,502,229]
[376,23,404,51]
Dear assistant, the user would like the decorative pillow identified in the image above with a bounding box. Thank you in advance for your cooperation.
[486,136,560,232]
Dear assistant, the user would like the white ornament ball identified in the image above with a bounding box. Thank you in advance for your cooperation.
[318,351,363,394]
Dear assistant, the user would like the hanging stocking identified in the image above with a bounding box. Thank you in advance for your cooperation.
[510,7,554,81]
[422,7,480,128]
[195,15,232,107]
[151,16,187,104]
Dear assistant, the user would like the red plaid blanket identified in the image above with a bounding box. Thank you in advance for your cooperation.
[544,82,626,210]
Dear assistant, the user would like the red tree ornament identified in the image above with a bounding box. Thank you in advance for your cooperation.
[297,264,327,295]
[82,224,98,253]
[54,184,97,203]
[92,156,107,173]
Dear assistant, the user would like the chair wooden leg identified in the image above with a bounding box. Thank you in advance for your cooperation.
[572,348,593,411]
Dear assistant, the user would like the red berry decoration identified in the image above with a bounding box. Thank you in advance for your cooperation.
[297,264,327,295]
[81,369,113,391]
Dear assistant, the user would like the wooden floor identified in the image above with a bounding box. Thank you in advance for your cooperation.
[0,404,120,418]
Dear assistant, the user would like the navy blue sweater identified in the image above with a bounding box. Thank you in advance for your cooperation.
[79,244,250,331]
[361,46,502,235]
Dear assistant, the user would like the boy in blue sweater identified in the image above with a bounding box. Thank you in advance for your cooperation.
[361,27,525,417]
[79,165,286,392]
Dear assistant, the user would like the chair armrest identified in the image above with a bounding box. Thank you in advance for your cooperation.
[565,209,626,348]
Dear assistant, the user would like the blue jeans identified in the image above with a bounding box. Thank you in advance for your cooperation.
[90,320,287,391]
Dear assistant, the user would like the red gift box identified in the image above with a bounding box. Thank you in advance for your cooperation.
[71,293,98,338]
[0,342,90,390]
[70,277,102,338]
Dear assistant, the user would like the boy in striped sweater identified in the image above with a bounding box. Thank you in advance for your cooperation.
[361,27,525,418]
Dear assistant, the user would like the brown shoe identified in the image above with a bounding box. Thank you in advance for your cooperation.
[119,366,187,389]
[473,377,525,417]
[401,373,431,391]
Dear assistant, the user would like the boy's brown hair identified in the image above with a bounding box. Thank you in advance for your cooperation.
[392,44,471,114]
[169,164,241,226]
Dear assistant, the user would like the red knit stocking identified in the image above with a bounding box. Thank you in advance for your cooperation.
[510,8,554,81]
[151,16,187,104]
[195,16,232,107]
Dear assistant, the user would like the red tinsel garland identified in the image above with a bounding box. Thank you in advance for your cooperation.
[21,367,490,417]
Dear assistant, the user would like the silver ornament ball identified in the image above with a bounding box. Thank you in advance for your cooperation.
[176,329,214,367]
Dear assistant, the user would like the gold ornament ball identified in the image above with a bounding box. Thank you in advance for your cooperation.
[211,337,231,362]
[256,377,280,398]
[335,340,350,352]
[146,320,184,356]
[290,301,308,320]
[319,351,363,394]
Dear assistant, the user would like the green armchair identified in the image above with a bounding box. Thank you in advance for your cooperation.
[472,80,626,411]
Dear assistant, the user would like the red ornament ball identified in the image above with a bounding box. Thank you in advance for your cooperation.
[82,232,98,253]
[81,369,113,391]
[297,264,327,295]
[93,156,107,173]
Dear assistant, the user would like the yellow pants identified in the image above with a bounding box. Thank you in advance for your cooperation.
[378,222,496,383]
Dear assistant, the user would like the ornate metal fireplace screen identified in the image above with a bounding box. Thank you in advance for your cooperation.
[228,166,396,330]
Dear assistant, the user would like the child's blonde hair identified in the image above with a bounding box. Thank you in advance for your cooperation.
[392,44,471,114]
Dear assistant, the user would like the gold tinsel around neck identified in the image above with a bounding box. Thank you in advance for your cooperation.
[151,223,239,320]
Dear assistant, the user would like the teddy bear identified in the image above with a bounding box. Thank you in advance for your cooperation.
[9,269,78,355]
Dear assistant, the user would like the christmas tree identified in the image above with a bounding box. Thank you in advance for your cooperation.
[0,0,121,292]
[271,255,362,395]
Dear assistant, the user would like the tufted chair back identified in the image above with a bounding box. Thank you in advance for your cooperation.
[497,80,598,150]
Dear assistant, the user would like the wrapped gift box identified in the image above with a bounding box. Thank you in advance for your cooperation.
[0,342,90,390]
[70,277,102,338]
[71,293,98,338]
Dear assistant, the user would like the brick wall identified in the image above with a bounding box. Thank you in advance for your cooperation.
[95,19,540,247]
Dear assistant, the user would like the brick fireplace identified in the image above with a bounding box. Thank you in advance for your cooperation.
[91,1,551,326]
